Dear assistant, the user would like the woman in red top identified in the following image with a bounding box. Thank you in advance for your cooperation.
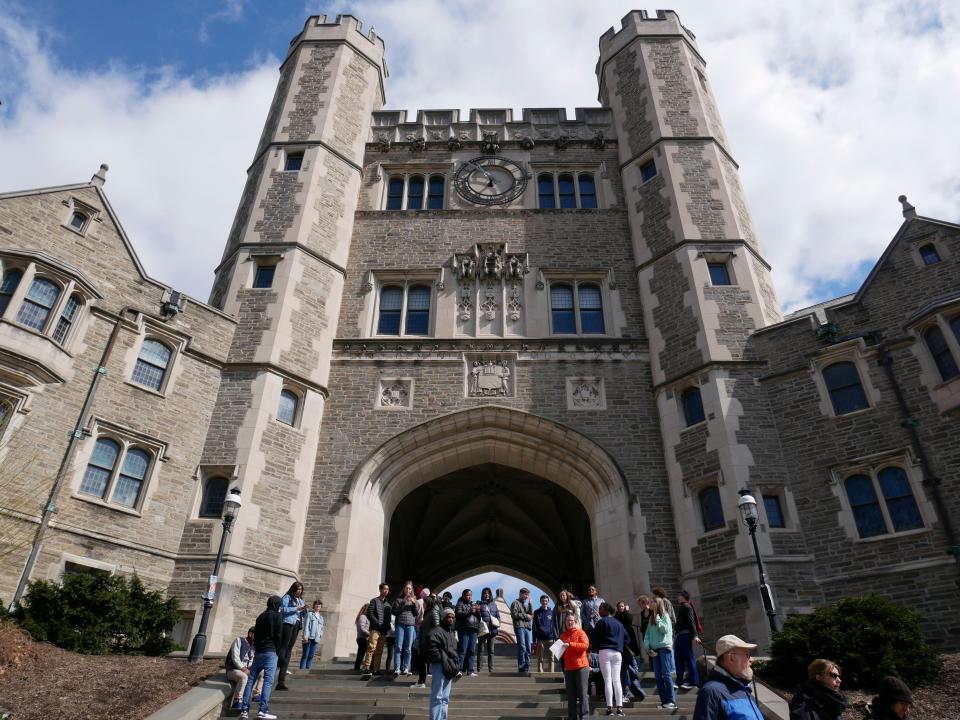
[559,611,591,720]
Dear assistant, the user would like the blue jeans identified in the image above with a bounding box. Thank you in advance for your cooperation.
[394,624,416,672]
[621,653,645,699]
[674,632,699,687]
[241,649,277,713]
[515,627,532,672]
[300,639,318,670]
[430,662,452,720]
[653,648,676,705]
[457,629,478,672]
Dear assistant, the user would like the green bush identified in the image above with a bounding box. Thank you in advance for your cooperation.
[765,594,942,689]
[13,572,180,655]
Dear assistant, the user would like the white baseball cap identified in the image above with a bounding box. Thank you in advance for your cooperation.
[715,634,757,657]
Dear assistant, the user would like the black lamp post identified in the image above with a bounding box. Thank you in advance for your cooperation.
[737,488,778,635]
[188,487,242,662]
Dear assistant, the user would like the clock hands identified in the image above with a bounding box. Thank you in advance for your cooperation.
[464,159,495,187]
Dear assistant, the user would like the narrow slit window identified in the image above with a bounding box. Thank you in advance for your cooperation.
[924,326,959,380]
[578,174,597,209]
[16,277,61,331]
[111,448,150,508]
[79,438,120,499]
[708,262,731,286]
[640,159,657,182]
[763,494,785,528]
[682,387,705,426]
[845,474,887,538]
[407,175,425,210]
[550,284,575,333]
[0,269,23,317]
[277,389,298,426]
[200,477,229,518]
[284,153,303,172]
[377,286,403,335]
[253,264,276,289]
[877,467,923,532]
[699,487,724,531]
[405,285,431,335]
[538,174,556,209]
[557,174,576,209]
[53,293,81,344]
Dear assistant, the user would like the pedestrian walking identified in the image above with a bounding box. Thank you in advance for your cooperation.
[789,659,848,720]
[300,599,324,671]
[559,611,591,720]
[511,587,534,673]
[692,634,762,720]
[643,596,676,710]
[425,607,461,720]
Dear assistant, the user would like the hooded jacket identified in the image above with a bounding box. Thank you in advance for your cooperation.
[253,595,284,654]
[693,665,764,720]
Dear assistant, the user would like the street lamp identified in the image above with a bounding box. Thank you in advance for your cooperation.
[737,488,778,635]
[188,487,242,662]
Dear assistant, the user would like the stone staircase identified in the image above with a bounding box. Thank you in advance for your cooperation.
[223,658,700,719]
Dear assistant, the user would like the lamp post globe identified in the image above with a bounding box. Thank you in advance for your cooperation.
[188,487,242,662]
[737,490,759,527]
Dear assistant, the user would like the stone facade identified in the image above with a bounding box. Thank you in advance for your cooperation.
[0,10,957,662]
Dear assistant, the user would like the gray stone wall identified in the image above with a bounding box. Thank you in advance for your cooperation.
[648,255,702,379]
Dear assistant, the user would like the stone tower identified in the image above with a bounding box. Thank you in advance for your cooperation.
[181,15,386,649]
[599,11,789,643]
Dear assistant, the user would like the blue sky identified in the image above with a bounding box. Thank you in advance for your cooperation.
[1,0,958,313]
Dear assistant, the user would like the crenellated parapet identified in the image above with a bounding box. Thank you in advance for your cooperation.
[598,10,699,59]
[368,107,615,149]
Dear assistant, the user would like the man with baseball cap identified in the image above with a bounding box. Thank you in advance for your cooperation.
[692,634,763,720]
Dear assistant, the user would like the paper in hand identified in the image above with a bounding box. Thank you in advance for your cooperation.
[550,639,566,661]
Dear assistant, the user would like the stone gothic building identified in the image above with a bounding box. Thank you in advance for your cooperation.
[0,11,957,658]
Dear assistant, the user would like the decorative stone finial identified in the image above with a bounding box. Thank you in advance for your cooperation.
[91,163,109,187]
[898,194,916,219]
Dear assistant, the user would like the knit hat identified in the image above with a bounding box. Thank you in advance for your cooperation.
[441,608,455,619]
[420,588,431,599]
[877,676,913,705]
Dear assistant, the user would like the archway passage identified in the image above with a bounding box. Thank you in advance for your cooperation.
[385,463,595,594]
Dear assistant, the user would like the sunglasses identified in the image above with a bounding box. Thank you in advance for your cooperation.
[825,672,841,680]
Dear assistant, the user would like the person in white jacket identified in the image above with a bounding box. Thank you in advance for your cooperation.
[300,600,325,671]
[226,627,263,710]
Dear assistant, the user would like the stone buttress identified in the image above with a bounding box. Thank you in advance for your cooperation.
[599,10,812,646]
[176,15,387,650]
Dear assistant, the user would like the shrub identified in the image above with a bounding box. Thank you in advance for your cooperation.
[13,572,180,656]
[765,594,942,689]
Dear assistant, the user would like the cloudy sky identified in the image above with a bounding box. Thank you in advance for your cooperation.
[3,1,956,598]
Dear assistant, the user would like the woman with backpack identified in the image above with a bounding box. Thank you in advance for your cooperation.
[674,590,701,689]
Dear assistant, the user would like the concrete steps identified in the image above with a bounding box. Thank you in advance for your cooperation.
[223,660,698,719]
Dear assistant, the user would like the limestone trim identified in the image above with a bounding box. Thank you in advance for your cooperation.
[906,231,951,267]
[679,554,815,581]
[124,317,188,398]
[815,556,955,584]
[367,271,441,338]
[376,377,413,409]
[544,273,614,337]
[808,338,881,418]
[60,196,103,236]
[618,136,738,179]
[191,464,239,520]
[214,242,347,279]
[634,238,772,275]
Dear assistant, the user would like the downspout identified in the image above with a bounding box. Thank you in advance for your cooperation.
[10,309,130,608]
[877,344,960,586]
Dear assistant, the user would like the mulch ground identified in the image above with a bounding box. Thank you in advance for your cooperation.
[0,623,222,720]
[764,652,959,720]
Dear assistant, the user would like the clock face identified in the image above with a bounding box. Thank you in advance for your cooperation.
[454,156,529,206]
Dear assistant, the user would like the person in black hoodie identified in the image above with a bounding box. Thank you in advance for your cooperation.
[425,608,460,720]
[238,595,284,720]
[789,659,848,720]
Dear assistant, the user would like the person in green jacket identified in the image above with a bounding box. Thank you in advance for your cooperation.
[643,596,677,709]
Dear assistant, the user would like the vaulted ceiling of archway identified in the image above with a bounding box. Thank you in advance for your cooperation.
[385,463,595,594]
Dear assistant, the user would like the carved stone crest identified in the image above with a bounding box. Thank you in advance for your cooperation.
[480,282,499,320]
[457,285,472,321]
[566,376,606,410]
[378,379,412,409]
[519,136,535,150]
[480,131,501,155]
[468,357,513,397]
[507,282,522,322]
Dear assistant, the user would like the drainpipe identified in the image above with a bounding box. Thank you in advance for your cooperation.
[10,310,129,608]
[877,344,960,586]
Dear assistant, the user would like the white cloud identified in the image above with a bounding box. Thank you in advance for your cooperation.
[2,1,959,312]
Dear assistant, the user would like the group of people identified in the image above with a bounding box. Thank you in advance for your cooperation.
[225,579,918,720]
[224,581,324,720]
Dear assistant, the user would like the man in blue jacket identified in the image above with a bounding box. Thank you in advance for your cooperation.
[692,634,763,720]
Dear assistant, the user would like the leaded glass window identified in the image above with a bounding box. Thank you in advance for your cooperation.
[132,339,172,391]
[16,277,61,331]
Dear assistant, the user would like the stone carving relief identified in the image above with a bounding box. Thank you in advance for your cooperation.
[454,244,528,333]
[448,137,464,151]
[375,134,392,153]
[480,282,499,320]
[458,284,473,321]
[555,134,571,150]
[378,378,412,409]
[409,136,427,152]
[467,357,513,397]
[480,245,504,279]
[566,376,606,411]
[480,131,501,154]
[592,130,607,150]
[507,282,522,322]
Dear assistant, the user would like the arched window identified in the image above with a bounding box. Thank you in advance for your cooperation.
[698,487,724,531]
[111,447,150,508]
[52,293,82,345]
[0,268,23,317]
[578,174,597,208]
[406,175,425,210]
[557,173,576,208]
[386,177,404,210]
[377,286,403,335]
[877,466,923,532]
[538,174,556,209]
[924,326,959,380]
[68,210,88,231]
[405,285,431,335]
[427,175,445,209]
[277,389,299,426]
[952,317,960,344]
[822,361,868,415]
[79,437,120,499]
[550,284,575,333]
[578,284,604,334]
[918,243,941,265]
[16,277,61,331]
[682,387,705,426]
[845,473,886,538]
[200,477,229,518]
[132,339,172,391]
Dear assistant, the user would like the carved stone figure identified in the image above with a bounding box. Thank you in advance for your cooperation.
[555,134,571,150]
[455,254,476,280]
[592,130,606,150]
[480,282,498,320]
[410,137,427,152]
[480,131,501,155]
[469,359,511,397]
[447,136,463,151]
[507,282,522,322]
[375,135,392,153]
[506,254,526,279]
[458,285,472,322]
[519,136,535,150]
[481,246,504,279]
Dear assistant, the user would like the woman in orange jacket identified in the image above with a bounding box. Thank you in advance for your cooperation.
[559,610,591,720]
